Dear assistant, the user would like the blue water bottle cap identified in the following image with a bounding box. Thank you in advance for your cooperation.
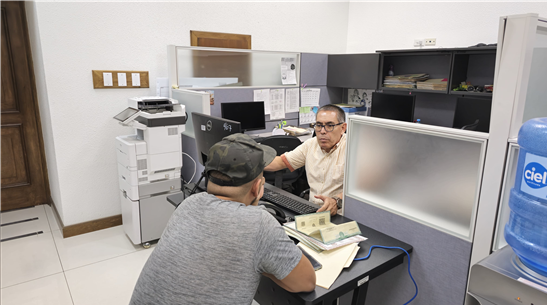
[518,117,547,154]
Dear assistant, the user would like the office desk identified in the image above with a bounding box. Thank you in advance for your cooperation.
[166,179,206,207]
[254,215,412,305]
[166,188,413,305]
[166,192,184,207]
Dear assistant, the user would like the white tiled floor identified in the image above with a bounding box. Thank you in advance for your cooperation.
[0,205,51,239]
[0,204,261,305]
[0,205,154,305]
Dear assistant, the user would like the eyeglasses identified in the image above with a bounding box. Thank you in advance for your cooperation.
[313,122,343,132]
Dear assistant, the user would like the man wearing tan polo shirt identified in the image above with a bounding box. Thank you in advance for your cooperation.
[265,105,347,215]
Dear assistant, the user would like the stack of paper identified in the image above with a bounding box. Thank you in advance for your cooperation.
[283,126,311,136]
[383,73,429,89]
[299,242,360,289]
[294,212,361,245]
[416,78,448,91]
[284,221,367,253]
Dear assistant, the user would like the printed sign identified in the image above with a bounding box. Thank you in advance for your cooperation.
[520,153,547,199]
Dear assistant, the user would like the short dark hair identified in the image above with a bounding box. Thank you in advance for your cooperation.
[317,104,345,123]
[207,170,257,197]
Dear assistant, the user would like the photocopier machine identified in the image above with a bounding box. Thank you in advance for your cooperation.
[114,96,186,248]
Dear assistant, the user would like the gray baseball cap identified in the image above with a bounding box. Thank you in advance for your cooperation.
[205,133,277,187]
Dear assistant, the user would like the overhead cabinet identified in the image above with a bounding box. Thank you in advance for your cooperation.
[379,50,452,94]
[327,53,379,89]
[377,47,496,96]
[450,49,496,97]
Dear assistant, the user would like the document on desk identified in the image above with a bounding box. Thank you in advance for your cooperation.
[269,89,285,120]
[344,246,360,268]
[321,222,362,244]
[254,89,271,115]
[295,212,361,244]
[284,222,367,252]
[298,242,358,289]
[285,88,300,113]
[295,212,333,236]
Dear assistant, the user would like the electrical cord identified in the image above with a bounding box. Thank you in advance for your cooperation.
[354,245,418,305]
[189,171,207,196]
[181,152,196,183]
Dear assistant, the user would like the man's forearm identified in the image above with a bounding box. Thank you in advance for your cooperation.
[262,273,293,291]
[264,156,287,172]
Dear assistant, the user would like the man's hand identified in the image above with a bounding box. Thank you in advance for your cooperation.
[315,195,338,216]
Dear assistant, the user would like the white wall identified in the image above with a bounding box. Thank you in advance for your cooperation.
[346,2,547,53]
[26,1,350,226]
[26,3,64,219]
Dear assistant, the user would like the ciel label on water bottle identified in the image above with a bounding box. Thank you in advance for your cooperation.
[520,152,547,199]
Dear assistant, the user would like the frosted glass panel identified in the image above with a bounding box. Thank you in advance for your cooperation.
[493,144,520,251]
[522,26,547,123]
[346,120,486,240]
[171,89,210,138]
[176,47,299,88]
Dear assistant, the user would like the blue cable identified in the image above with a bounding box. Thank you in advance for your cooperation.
[354,245,418,305]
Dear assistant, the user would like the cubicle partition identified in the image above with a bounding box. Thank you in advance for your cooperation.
[171,89,210,138]
[199,52,340,131]
[491,141,519,252]
[172,46,301,87]
[343,115,488,305]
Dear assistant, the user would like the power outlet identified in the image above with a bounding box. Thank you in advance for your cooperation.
[425,38,436,46]
[414,39,423,47]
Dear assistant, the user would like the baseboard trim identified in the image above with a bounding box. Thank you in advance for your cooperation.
[48,196,122,238]
[63,215,122,238]
[48,196,64,229]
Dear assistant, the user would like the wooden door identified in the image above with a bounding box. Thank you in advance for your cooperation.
[1,1,49,211]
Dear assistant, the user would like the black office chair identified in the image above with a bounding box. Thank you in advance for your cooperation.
[257,135,304,193]
[461,119,480,131]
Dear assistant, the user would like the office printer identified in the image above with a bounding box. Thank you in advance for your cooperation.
[114,97,186,248]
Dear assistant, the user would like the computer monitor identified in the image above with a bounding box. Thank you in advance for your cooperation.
[221,101,266,132]
[192,112,242,166]
[452,97,492,132]
[371,92,415,122]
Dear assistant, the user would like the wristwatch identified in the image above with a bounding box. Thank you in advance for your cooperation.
[332,196,343,209]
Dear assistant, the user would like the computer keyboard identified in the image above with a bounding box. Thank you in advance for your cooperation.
[262,184,318,215]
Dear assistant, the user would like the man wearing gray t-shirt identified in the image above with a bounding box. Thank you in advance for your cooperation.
[130,133,316,305]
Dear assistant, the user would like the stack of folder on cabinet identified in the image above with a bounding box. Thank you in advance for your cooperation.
[416,78,448,91]
[383,73,429,89]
